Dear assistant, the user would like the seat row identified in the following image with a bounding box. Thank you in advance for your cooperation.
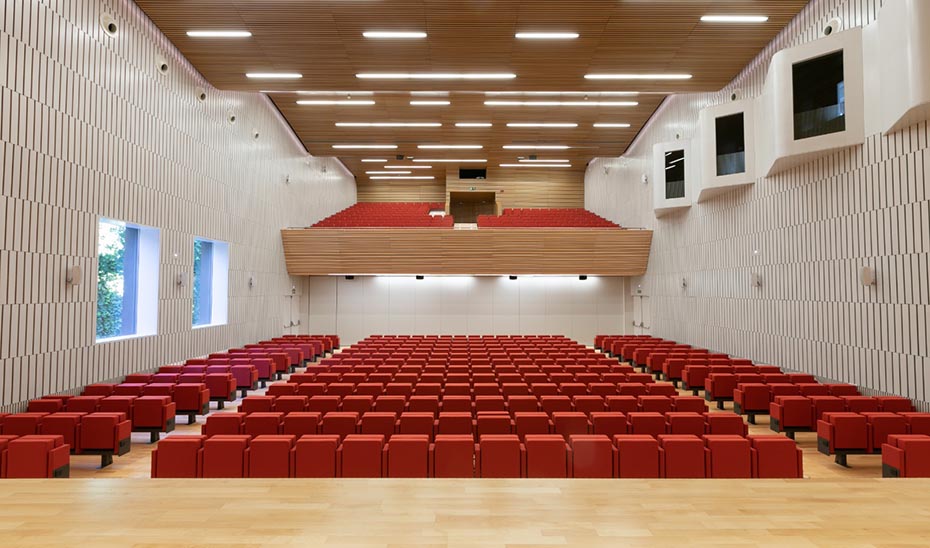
[882,435,930,477]
[312,203,453,228]
[477,208,620,229]
[817,411,930,467]
[151,433,801,479]
[281,379,665,397]
[0,411,129,467]
[737,386,913,424]
[0,434,70,478]
[200,410,747,440]
[771,396,928,439]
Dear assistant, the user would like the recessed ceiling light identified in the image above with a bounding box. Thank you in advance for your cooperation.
[503,145,570,150]
[486,91,638,97]
[361,159,388,163]
[700,15,769,23]
[519,159,570,163]
[246,72,303,79]
[366,171,412,175]
[335,122,442,127]
[506,123,578,128]
[456,122,493,128]
[296,91,375,96]
[593,123,632,128]
[515,32,579,39]
[187,30,252,38]
[369,176,436,180]
[298,100,376,106]
[584,74,692,80]
[358,73,517,80]
[410,100,451,106]
[417,145,483,149]
[499,163,573,168]
[410,91,449,97]
[363,31,428,38]
[332,144,398,149]
[485,100,638,107]
[385,165,432,169]
[413,159,487,163]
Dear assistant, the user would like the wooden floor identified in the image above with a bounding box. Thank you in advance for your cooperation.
[4,351,930,546]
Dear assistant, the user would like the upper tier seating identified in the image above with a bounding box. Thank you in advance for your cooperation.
[312,203,453,228]
[477,208,620,228]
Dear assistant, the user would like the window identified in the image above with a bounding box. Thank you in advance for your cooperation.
[664,149,686,199]
[96,218,160,341]
[792,50,846,140]
[192,238,229,327]
[715,113,746,176]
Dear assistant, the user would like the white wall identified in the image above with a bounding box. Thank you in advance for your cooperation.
[0,0,356,411]
[586,0,930,410]
[307,276,628,347]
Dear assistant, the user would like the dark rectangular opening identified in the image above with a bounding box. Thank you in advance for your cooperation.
[715,112,746,177]
[792,50,846,140]
[664,150,686,199]
[459,168,487,180]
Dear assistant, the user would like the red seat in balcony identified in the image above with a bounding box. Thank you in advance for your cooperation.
[282,412,322,436]
[606,395,639,414]
[476,413,512,436]
[514,412,552,437]
[881,434,930,478]
[294,435,340,478]
[877,397,914,413]
[249,435,296,478]
[203,435,251,478]
[436,412,474,436]
[27,399,64,413]
[552,412,590,437]
[705,413,748,436]
[202,413,246,436]
[748,435,803,478]
[614,435,660,478]
[384,434,429,478]
[374,395,408,414]
[359,412,397,437]
[1,413,46,436]
[430,434,475,478]
[66,395,104,414]
[658,435,705,478]
[151,435,205,478]
[665,412,706,436]
[862,412,908,450]
[308,395,342,414]
[816,412,870,466]
[627,412,666,437]
[339,434,385,478]
[590,412,627,437]
[205,373,237,409]
[78,412,132,466]
[568,435,614,478]
[243,412,284,437]
[704,435,752,478]
[132,396,177,443]
[523,435,569,478]
[397,412,435,439]
[240,396,275,414]
[507,396,539,413]
[321,412,359,440]
[477,435,524,478]
[769,396,813,438]
[733,383,771,424]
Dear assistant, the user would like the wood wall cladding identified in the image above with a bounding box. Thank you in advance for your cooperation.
[445,168,585,209]
[282,229,652,276]
[356,180,447,203]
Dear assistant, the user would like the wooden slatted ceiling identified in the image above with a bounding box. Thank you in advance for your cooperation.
[135,0,809,187]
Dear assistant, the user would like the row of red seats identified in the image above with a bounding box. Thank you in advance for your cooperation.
[817,411,930,467]
[151,432,801,479]
[0,411,128,468]
[0,434,70,478]
[312,203,453,228]
[476,208,620,229]
[771,395,926,439]
[737,386,913,424]
[200,409,746,441]
[239,393,705,416]
[882,435,930,477]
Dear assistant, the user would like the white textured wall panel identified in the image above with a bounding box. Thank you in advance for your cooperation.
[585,0,930,411]
[0,0,357,411]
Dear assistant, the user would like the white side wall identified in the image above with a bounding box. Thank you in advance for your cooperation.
[307,276,629,347]
[0,0,356,410]
[585,0,930,410]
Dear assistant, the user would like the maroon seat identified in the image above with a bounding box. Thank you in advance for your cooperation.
[151,435,205,478]
[748,435,803,478]
[477,434,523,478]
[384,434,429,478]
[704,435,752,478]
[243,412,284,437]
[294,435,340,477]
[202,413,246,436]
[248,435,296,478]
[614,435,660,478]
[430,434,475,478]
[524,435,569,478]
[282,412,322,436]
[339,434,385,477]
[203,435,251,478]
[658,435,705,478]
[568,434,614,478]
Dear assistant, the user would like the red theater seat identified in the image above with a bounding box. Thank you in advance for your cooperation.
[151,436,205,478]
[173,384,210,424]
[606,395,639,414]
[294,435,340,477]
[590,412,627,437]
[665,412,706,436]
[705,413,748,436]
[384,434,429,478]
[66,396,104,413]
[203,435,251,478]
[132,396,176,443]
[877,397,914,413]
[2,413,46,436]
[524,435,569,478]
[749,436,803,478]
[205,373,237,408]
[627,412,666,437]
[568,435,614,478]
[249,435,296,478]
[437,412,474,436]
[202,413,246,436]
[704,435,752,478]
[78,412,132,465]
[430,434,476,478]
[27,399,64,413]
[308,396,341,414]
[514,412,552,437]
[552,412,590,437]
[477,435,524,478]
[321,412,360,440]
[882,434,930,478]
[614,435,660,478]
[4,435,70,478]
[339,434,385,478]
[240,396,275,414]
[374,395,407,414]
[769,396,813,437]
[476,413,513,436]
[282,412,322,436]
[275,396,310,414]
[243,412,284,436]
[816,412,870,466]
[398,412,435,439]
[658,435,705,478]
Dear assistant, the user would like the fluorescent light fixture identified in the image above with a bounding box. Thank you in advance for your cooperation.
[335,122,441,127]
[413,159,487,163]
[519,159,570,163]
[499,163,572,168]
[187,30,252,38]
[417,145,483,149]
[503,145,570,150]
[410,100,451,106]
[298,100,375,106]
[486,91,638,97]
[385,165,432,169]
[369,176,436,180]
[515,32,579,39]
[361,159,387,163]
[410,91,449,97]
[363,31,427,38]
[700,15,769,23]
[366,171,412,175]
[332,144,398,150]
[584,73,692,80]
[593,123,632,128]
[296,91,375,96]
[456,122,493,128]
[485,100,638,107]
[246,73,303,79]
[506,123,578,128]
[358,73,516,80]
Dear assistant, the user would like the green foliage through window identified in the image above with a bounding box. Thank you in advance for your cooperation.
[96,221,127,338]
